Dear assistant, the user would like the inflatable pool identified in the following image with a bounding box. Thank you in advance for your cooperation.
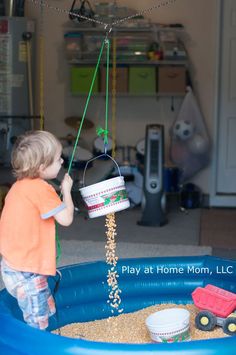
[0,255,236,354]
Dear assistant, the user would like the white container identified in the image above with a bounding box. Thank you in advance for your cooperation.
[145,308,191,343]
[80,176,130,218]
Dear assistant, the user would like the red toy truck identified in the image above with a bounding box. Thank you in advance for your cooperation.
[192,284,236,336]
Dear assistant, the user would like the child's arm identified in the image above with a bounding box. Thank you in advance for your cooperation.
[54,173,74,226]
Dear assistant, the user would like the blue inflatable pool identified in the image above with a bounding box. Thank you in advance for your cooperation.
[0,255,236,354]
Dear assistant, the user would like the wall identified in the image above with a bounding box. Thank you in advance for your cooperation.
[25,0,218,193]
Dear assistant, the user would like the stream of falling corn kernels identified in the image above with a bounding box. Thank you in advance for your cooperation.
[105,213,123,315]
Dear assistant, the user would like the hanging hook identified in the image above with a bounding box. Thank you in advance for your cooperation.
[104,24,112,43]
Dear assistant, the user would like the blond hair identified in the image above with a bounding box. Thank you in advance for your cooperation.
[11,130,62,179]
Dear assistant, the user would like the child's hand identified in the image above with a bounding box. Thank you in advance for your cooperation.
[61,173,73,195]
[56,173,74,225]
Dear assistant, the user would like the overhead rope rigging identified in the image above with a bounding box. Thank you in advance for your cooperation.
[27,0,177,30]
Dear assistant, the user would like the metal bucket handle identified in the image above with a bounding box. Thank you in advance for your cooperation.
[82,153,121,187]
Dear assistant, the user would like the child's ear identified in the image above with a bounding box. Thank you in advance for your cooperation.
[39,163,45,174]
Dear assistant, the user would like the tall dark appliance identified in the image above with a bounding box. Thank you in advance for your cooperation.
[138,124,167,226]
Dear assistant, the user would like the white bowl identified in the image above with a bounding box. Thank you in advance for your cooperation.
[145,308,191,343]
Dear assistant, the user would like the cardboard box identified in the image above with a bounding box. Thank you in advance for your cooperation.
[129,66,156,94]
[158,66,186,93]
[70,66,99,94]
[100,66,128,93]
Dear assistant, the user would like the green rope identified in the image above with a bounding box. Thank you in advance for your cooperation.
[95,39,110,150]
[56,223,61,262]
[104,39,110,146]
[67,38,106,175]
[56,36,109,262]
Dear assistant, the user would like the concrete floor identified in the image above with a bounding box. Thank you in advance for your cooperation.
[58,203,201,245]
[1,166,235,260]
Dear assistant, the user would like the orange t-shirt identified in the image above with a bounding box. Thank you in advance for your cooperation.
[0,178,65,276]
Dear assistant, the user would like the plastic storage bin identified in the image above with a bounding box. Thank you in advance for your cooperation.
[100,66,128,93]
[115,34,152,61]
[70,66,99,94]
[82,34,103,59]
[129,66,156,94]
[158,66,186,93]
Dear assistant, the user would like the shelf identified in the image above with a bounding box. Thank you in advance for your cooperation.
[65,24,188,99]
[63,24,185,33]
[64,26,153,33]
[69,92,186,98]
[65,23,188,66]
[67,59,188,66]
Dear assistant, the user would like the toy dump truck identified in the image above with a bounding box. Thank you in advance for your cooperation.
[192,284,236,336]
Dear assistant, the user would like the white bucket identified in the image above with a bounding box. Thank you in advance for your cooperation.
[145,308,191,343]
[80,176,130,218]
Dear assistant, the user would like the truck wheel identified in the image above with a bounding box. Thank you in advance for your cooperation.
[223,317,236,336]
[195,311,217,331]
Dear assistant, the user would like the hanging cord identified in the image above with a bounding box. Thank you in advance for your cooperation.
[112,36,117,158]
[104,35,110,149]
[96,28,111,153]
[67,38,106,175]
[55,225,61,262]
[39,0,44,130]
[27,0,177,29]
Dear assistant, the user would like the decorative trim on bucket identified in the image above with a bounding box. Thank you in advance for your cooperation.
[86,189,128,212]
[151,325,189,337]
[151,328,190,343]
[85,185,125,199]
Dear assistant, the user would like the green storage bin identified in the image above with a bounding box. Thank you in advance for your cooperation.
[70,66,99,94]
[129,66,156,94]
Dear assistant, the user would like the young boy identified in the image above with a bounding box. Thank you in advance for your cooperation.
[0,130,74,330]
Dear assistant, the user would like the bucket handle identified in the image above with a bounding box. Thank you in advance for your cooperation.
[82,153,121,187]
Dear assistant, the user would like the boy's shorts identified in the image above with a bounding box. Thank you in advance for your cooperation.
[1,259,56,330]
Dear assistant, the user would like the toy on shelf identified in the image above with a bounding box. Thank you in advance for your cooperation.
[147,42,163,61]
[192,284,236,336]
